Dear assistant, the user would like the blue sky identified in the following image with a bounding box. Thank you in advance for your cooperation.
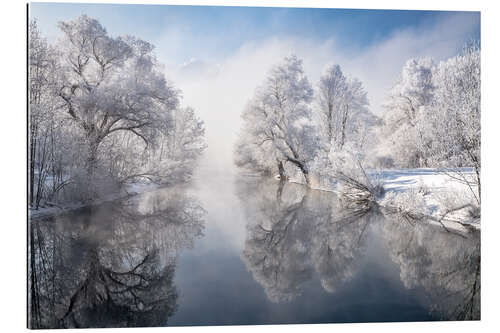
[30,3,479,64]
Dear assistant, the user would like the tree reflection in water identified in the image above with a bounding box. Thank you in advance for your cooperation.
[238,178,480,320]
[239,179,375,302]
[382,213,480,320]
[28,188,205,328]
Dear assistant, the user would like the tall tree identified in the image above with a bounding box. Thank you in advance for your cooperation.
[54,15,179,195]
[380,57,435,167]
[316,64,370,151]
[427,43,481,203]
[316,64,347,148]
[28,19,59,208]
[235,55,317,184]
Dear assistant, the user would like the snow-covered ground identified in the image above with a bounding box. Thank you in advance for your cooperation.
[296,167,480,233]
[374,168,480,232]
[375,168,474,193]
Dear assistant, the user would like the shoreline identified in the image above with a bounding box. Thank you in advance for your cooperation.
[280,167,481,233]
[28,182,160,221]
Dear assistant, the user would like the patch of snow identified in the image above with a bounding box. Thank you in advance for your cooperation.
[374,168,480,231]
[296,167,480,231]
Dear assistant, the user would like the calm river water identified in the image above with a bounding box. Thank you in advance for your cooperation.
[28,165,480,328]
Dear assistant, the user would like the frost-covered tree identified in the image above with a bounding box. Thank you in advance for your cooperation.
[379,58,435,168]
[234,133,276,176]
[102,106,206,186]
[311,64,377,189]
[29,19,58,207]
[29,20,83,208]
[316,65,370,152]
[28,15,206,206]
[235,55,318,184]
[54,15,180,195]
[235,58,377,189]
[316,64,347,148]
[426,44,481,203]
[376,44,480,203]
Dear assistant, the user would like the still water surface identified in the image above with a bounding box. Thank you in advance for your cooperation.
[28,169,480,328]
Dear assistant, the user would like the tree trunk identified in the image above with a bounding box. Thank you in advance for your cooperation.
[476,167,481,204]
[287,158,310,186]
[339,104,348,150]
[276,178,285,204]
[302,169,310,186]
[277,160,287,181]
[35,134,48,210]
[86,139,100,200]
[29,122,37,207]
[87,144,98,178]
[327,102,333,146]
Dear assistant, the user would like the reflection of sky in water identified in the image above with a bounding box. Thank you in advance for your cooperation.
[29,174,480,328]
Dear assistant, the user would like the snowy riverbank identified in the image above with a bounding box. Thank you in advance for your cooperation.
[290,167,480,232]
[376,168,480,232]
[378,168,480,224]
[28,182,160,220]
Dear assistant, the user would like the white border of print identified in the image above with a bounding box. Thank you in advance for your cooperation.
[1,1,498,333]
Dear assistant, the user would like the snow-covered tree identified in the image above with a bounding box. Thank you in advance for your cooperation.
[426,43,481,203]
[379,58,435,168]
[316,65,370,151]
[311,64,377,189]
[316,64,348,149]
[235,55,318,184]
[377,44,480,203]
[29,19,58,207]
[54,15,180,195]
[28,15,206,205]
[29,20,83,208]
[102,106,206,185]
